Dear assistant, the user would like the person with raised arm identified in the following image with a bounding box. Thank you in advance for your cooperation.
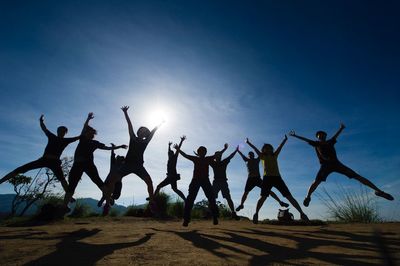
[63,112,126,210]
[236,147,289,212]
[210,144,240,220]
[115,106,163,203]
[154,136,187,201]
[1,115,80,195]
[290,123,394,207]
[176,141,225,227]
[247,137,309,224]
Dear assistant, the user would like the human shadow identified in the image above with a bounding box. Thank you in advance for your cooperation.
[150,228,252,260]
[218,227,397,265]
[24,229,153,266]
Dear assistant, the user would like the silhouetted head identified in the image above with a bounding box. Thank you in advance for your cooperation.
[214,151,222,162]
[137,126,151,140]
[316,131,327,141]
[84,126,97,140]
[248,151,255,159]
[57,126,68,137]
[261,144,274,155]
[196,146,207,157]
[116,155,125,164]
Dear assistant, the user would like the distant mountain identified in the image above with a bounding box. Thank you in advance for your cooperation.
[0,194,128,216]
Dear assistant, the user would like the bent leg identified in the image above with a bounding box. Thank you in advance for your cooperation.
[269,190,289,207]
[1,158,45,184]
[171,182,186,201]
[154,177,170,196]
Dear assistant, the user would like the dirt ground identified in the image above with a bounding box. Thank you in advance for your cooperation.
[0,217,399,265]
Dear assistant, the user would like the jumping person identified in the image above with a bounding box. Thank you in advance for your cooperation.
[176,142,224,227]
[114,106,163,202]
[247,137,309,224]
[154,136,187,201]
[290,123,394,207]
[210,144,240,220]
[0,115,80,194]
[236,149,289,212]
[97,143,125,211]
[63,112,126,210]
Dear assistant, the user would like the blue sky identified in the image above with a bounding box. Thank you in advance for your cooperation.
[0,1,399,220]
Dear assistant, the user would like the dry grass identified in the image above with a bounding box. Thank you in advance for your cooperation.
[0,217,399,265]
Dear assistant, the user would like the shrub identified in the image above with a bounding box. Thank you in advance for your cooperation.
[124,205,145,217]
[109,208,120,217]
[316,184,381,223]
[152,191,171,218]
[69,203,91,218]
[167,199,184,218]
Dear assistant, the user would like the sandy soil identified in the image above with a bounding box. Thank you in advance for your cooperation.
[0,217,399,265]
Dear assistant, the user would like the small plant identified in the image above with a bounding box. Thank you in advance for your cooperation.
[69,202,91,218]
[167,199,184,218]
[124,205,145,217]
[109,208,120,217]
[152,191,171,218]
[316,184,382,223]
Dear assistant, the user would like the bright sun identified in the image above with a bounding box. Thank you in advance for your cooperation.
[146,107,169,128]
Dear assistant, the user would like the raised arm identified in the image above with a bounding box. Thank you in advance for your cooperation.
[177,149,196,161]
[289,130,313,143]
[174,135,186,156]
[225,146,239,161]
[81,112,94,135]
[121,106,135,138]
[275,135,288,156]
[147,120,164,142]
[218,143,228,155]
[246,138,261,156]
[39,115,51,136]
[237,149,248,161]
[332,123,345,140]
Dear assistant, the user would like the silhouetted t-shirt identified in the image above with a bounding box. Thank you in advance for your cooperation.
[42,130,78,158]
[309,138,338,164]
[167,155,178,175]
[260,154,281,177]
[246,158,261,177]
[74,137,106,163]
[210,159,230,180]
[190,156,214,179]
[125,137,149,165]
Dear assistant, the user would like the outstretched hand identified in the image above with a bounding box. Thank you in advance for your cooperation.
[39,114,44,122]
[173,143,179,150]
[236,145,240,151]
[121,106,129,113]
[181,135,186,141]
[245,138,250,144]
[224,143,228,149]
[88,112,94,120]
[168,141,173,146]
[289,130,296,136]
[340,123,346,129]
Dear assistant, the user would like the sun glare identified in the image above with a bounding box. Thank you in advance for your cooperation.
[147,107,169,128]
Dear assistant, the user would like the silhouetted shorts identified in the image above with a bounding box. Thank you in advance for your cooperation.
[261,175,291,197]
[316,161,359,182]
[213,179,231,199]
[244,176,262,192]
[118,163,150,180]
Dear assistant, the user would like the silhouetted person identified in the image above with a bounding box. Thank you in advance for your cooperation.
[97,143,125,211]
[154,136,187,201]
[103,106,160,214]
[247,137,309,223]
[236,149,289,212]
[210,144,240,220]
[290,123,394,207]
[63,113,126,210]
[177,142,223,227]
[0,115,79,194]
